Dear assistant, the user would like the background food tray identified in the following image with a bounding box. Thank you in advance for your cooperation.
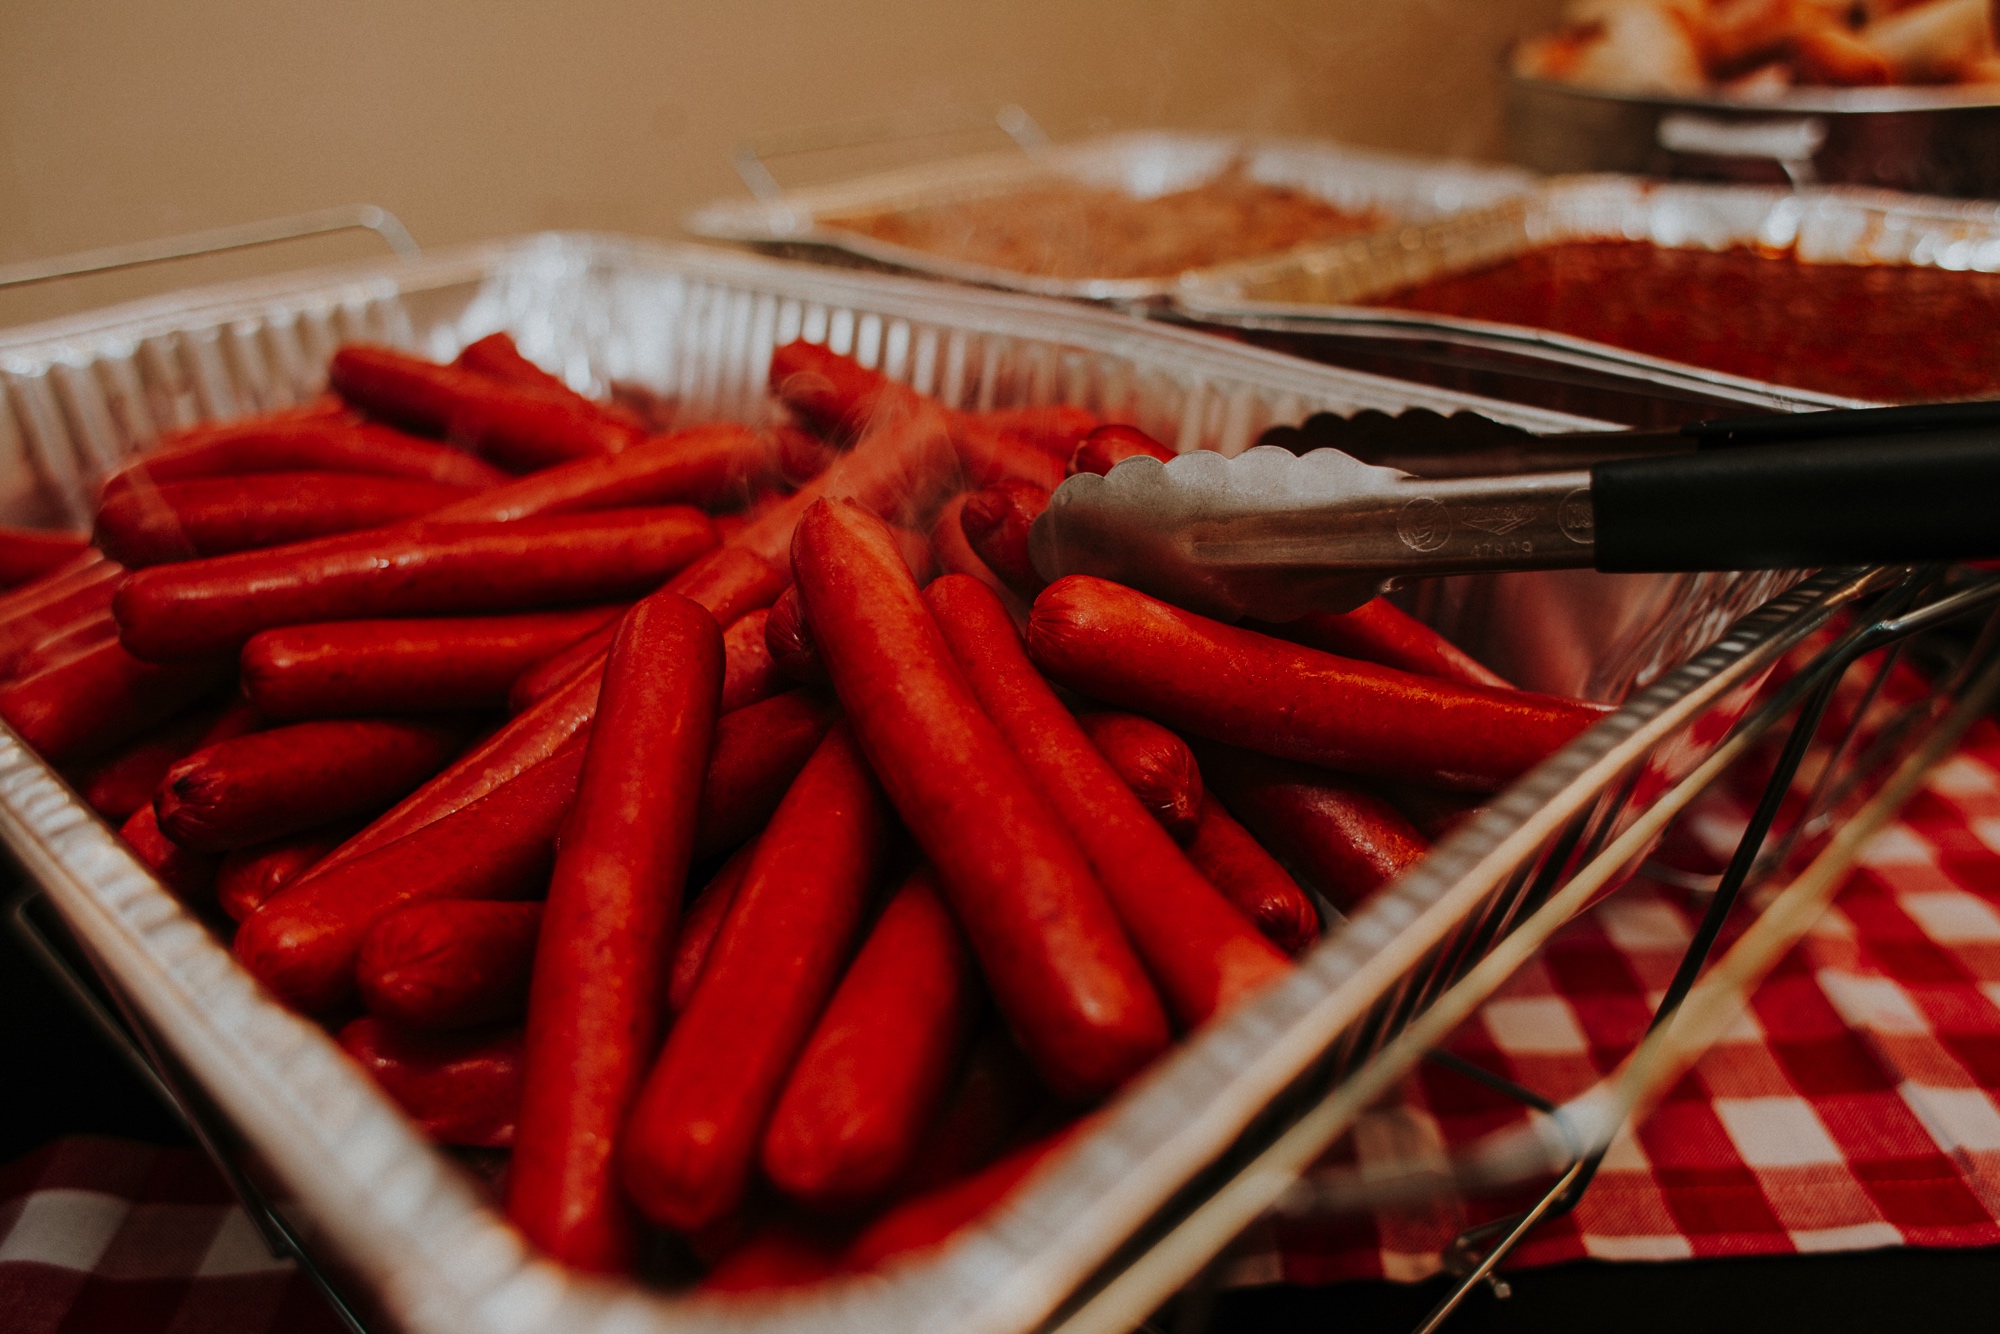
[0,232,1926,1334]
[1174,174,2000,412]
[684,130,1538,303]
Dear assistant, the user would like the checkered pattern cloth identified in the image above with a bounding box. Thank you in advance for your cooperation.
[1236,714,2000,1286]
[0,1137,344,1334]
[8,712,2000,1327]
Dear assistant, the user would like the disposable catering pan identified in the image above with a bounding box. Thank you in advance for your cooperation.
[683,130,1537,304]
[0,233,1984,1334]
[1174,174,2000,412]
[1507,73,2000,199]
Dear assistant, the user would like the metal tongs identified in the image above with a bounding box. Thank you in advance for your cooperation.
[1030,401,2000,622]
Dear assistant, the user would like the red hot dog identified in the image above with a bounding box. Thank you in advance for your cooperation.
[0,527,90,588]
[1077,711,1204,843]
[667,842,758,1018]
[101,419,509,495]
[93,472,478,567]
[215,827,347,924]
[929,493,1031,623]
[761,868,980,1211]
[120,804,218,906]
[928,574,1288,1029]
[1194,741,1428,913]
[721,609,782,713]
[730,399,958,567]
[338,1016,522,1148]
[1183,800,1321,955]
[693,689,839,861]
[358,899,543,1031]
[843,1123,1082,1271]
[329,345,643,470]
[1027,576,1609,791]
[74,704,235,823]
[423,424,776,525]
[114,508,715,661]
[959,481,1050,599]
[243,607,623,718]
[1068,424,1176,476]
[452,331,649,435]
[620,723,892,1235]
[976,405,1101,459]
[505,547,784,711]
[156,718,467,852]
[762,586,825,686]
[1258,599,1513,691]
[790,501,1167,1099]
[0,639,229,765]
[234,736,587,1013]
[297,664,601,886]
[511,594,723,1271]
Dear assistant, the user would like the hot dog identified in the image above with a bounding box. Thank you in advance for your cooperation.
[693,690,839,861]
[296,664,602,886]
[114,508,715,661]
[511,594,723,1271]
[156,718,467,852]
[423,424,778,524]
[928,574,1288,1029]
[721,609,782,713]
[93,472,478,567]
[761,868,979,1210]
[842,1123,1082,1270]
[620,723,892,1234]
[667,842,758,1018]
[1182,799,1320,955]
[1076,711,1203,843]
[929,493,1032,623]
[101,419,509,495]
[0,527,90,588]
[976,405,1101,459]
[338,1016,522,1148]
[1256,598,1513,691]
[761,586,825,685]
[1067,424,1176,476]
[1194,741,1428,913]
[0,558,122,678]
[243,607,623,718]
[959,481,1050,598]
[1027,576,1609,791]
[329,345,643,470]
[234,736,587,1012]
[119,804,218,907]
[452,331,649,435]
[505,547,785,711]
[0,638,230,765]
[215,826,347,924]
[73,703,236,823]
[358,899,543,1031]
[790,501,1167,1099]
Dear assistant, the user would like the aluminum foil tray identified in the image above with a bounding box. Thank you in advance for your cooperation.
[1175,175,2000,413]
[684,130,1537,303]
[0,233,1855,1334]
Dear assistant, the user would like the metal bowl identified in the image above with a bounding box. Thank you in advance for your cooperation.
[1507,74,2000,198]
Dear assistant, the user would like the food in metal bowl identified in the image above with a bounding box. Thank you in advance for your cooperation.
[1514,0,2000,95]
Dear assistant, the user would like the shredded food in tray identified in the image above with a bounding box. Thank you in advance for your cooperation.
[1364,240,2000,401]
[824,163,1390,281]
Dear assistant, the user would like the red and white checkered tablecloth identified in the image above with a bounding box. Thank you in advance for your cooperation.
[8,725,2000,1331]
[1235,715,2000,1287]
[0,1136,344,1334]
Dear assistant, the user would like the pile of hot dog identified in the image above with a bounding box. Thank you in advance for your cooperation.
[0,333,1610,1289]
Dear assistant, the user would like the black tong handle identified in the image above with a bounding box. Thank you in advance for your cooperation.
[1687,399,2000,447]
[1592,428,2000,572]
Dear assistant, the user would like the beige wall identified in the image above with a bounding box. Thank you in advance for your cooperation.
[0,0,1565,328]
